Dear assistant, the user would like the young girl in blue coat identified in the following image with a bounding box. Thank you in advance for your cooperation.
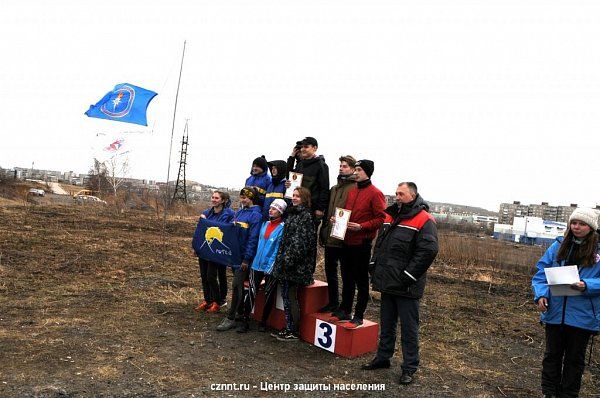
[532,207,600,398]
[249,198,287,331]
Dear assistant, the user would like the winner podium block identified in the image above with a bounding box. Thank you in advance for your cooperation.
[248,279,379,358]
[251,280,329,330]
[299,313,379,358]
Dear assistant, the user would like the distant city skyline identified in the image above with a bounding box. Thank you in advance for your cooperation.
[4,163,597,214]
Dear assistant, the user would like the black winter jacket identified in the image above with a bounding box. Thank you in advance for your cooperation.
[287,155,330,213]
[272,205,317,286]
[371,195,439,299]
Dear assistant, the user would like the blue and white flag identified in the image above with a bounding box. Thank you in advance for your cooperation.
[85,83,157,126]
[192,219,245,267]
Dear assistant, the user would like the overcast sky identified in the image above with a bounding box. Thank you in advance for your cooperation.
[1,0,598,211]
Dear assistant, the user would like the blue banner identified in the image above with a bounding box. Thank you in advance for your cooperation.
[85,83,157,126]
[192,219,245,267]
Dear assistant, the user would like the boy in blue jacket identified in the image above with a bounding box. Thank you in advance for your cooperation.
[245,156,271,207]
[217,187,263,333]
[262,160,290,221]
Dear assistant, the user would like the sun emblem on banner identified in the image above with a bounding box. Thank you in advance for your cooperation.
[199,226,232,255]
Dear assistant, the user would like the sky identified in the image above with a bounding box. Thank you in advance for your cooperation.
[1,0,599,211]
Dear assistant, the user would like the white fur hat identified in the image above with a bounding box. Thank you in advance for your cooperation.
[569,207,599,231]
[269,199,287,215]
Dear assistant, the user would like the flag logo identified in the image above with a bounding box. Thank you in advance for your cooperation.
[104,138,124,152]
[198,226,232,255]
[100,86,135,118]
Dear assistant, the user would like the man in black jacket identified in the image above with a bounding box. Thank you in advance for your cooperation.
[286,137,330,224]
[361,182,439,386]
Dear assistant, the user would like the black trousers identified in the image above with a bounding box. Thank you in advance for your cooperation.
[339,243,371,319]
[376,293,420,373]
[227,267,249,320]
[199,259,228,304]
[261,276,279,324]
[323,246,344,307]
[282,280,300,333]
[542,323,592,397]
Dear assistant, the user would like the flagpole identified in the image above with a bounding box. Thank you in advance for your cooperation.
[164,40,186,221]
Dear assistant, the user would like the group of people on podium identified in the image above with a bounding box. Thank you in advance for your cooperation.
[193,136,440,385]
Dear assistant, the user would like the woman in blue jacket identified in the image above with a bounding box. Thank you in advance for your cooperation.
[532,208,600,398]
[249,198,287,331]
[195,191,234,313]
[216,187,262,333]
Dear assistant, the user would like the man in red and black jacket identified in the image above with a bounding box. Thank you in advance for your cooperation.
[361,182,438,386]
[331,159,386,328]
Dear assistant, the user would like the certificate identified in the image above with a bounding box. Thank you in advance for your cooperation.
[285,172,303,199]
[544,265,582,297]
[331,208,351,240]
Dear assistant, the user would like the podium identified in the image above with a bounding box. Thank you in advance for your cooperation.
[250,279,379,358]
[299,313,379,358]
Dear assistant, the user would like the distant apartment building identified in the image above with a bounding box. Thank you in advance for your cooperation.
[499,201,587,224]
[499,201,530,224]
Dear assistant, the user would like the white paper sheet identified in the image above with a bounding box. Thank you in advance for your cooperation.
[545,265,580,285]
[544,265,582,296]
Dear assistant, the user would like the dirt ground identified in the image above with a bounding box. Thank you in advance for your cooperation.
[0,204,598,397]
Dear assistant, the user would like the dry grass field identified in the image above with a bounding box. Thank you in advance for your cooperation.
[0,191,598,397]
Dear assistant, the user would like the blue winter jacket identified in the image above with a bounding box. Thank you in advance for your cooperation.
[233,205,263,264]
[262,179,289,221]
[245,171,272,206]
[251,220,285,274]
[201,207,235,223]
[532,237,600,332]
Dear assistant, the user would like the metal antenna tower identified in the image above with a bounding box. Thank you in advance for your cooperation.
[172,120,189,204]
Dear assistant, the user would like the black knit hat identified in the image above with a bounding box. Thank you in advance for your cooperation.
[252,156,268,173]
[355,159,374,178]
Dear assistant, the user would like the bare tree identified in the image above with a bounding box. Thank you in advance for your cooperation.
[105,154,130,196]
[87,158,110,195]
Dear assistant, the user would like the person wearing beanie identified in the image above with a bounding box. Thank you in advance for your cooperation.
[262,160,291,221]
[244,199,288,332]
[331,159,386,328]
[318,155,358,313]
[532,207,600,397]
[245,155,271,207]
[355,159,374,179]
[286,137,330,226]
[569,207,599,232]
[217,187,262,333]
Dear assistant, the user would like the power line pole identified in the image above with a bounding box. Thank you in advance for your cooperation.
[172,120,189,204]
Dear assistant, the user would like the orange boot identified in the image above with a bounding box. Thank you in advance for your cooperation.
[194,301,210,312]
[206,302,221,313]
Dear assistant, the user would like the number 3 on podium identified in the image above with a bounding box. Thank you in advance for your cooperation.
[314,320,337,353]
